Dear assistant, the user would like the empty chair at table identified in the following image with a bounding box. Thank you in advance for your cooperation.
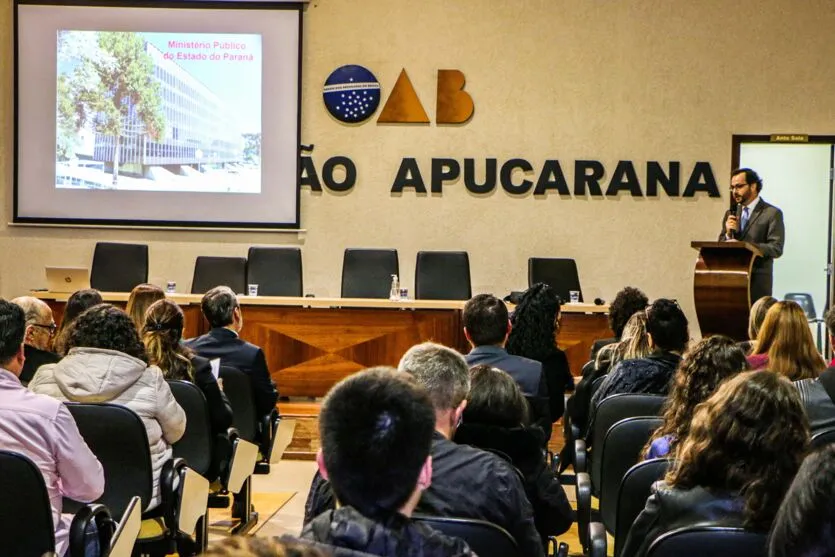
[415,250,471,300]
[191,256,247,294]
[91,242,149,293]
[341,248,399,299]
[246,246,303,297]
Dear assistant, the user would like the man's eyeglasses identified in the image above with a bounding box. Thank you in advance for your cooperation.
[31,323,57,335]
[730,183,750,191]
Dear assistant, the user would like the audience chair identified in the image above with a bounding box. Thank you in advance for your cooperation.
[0,449,114,557]
[412,516,522,557]
[105,496,142,557]
[246,247,303,297]
[220,366,280,473]
[66,402,201,556]
[528,257,583,303]
[646,526,767,557]
[341,248,400,298]
[90,242,149,292]
[415,250,472,300]
[784,293,825,351]
[191,256,247,294]
[811,426,835,449]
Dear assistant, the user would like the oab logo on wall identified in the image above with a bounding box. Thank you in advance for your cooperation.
[322,64,474,124]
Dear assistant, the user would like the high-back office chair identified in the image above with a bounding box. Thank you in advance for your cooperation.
[246,247,303,297]
[90,242,149,292]
[415,250,472,300]
[528,257,583,303]
[784,293,825,351]
[0,449,114,557]
[341,248,399,298]
[191,256,247,294]
[646,526,767,557]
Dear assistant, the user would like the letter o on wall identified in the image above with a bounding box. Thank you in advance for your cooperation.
[322,156,357,192]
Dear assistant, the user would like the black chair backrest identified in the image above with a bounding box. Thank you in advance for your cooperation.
[647,526,767,557]
[590,394,665,493]
[66,403,154,517]
[599,417,664,533]
[246,247,303,297]
[0,450,56,557]
[91,242,149,292]
[219,366,257,442]
[528,257,583,303]
[415,251,472,300]
[784,292,817,320]
[811,426,835,449]
[192,256,247,294]
[412,515,519,557]
[168,380,212,477]
[341,248,399,299]
[614,458,671,557]
[590,374,607,400]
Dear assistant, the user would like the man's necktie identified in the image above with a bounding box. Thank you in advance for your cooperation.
[740,207,750,233]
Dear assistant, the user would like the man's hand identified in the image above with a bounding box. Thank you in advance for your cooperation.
[725,214,739,236]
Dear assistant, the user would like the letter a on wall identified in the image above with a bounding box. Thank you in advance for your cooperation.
[377,69,430,124]
[436,69,474,124]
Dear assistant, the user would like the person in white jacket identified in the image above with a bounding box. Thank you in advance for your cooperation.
[30,304,186,509]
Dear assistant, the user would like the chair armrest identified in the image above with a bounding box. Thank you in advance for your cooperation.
[574,439,587,474]
[576,471,592,552]
[68,503,113,557]
[161,457,188,528]
[589,521,607,557]
[258,410,279,460]
[547,537,569,557]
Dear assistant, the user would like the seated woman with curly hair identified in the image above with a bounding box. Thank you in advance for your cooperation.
[455,365,574,545]
[644,335,749,459]
[29,304,186,509]
[622,370,810,557]
[143,299,233,480]
[506,283,573,423]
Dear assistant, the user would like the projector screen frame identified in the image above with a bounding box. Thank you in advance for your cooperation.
[13,0,304,230]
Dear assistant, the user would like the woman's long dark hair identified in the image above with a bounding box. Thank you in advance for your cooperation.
[53,288,102,355]
[142,299,193,380]
[667,371,809,529]
[506,283,560,362]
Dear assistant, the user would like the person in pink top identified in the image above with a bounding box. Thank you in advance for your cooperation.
[0,299,104,556]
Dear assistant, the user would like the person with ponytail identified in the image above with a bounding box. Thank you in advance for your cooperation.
[143,299,233,479]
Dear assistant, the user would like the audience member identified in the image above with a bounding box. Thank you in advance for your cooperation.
[748,300,825,380]
[143,299,233,479]
[590,299,688,410]
[825,307,835,367]
[740,296,778,355]
[455,365,573,543]
[0,299,104,557]
[29,304,185,508]
[186,286,278,422]
[52,288,102,356]
[506,283,573,422]
[590,286,649,360]
[622,371,809,557]
[302,367,473,557]
[126,283,166,332]
[304,342,544,557]
[462,294,551,435]
[768,444,835,557]
[10,296,61,385]
[203,536,328,557]
[644,336,748,459]
[794,319,835,433]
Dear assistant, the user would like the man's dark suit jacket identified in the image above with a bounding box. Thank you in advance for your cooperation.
[21,344,61,385]
[464,345,551,434]
[718,198,785,301]
[186,327,278,419]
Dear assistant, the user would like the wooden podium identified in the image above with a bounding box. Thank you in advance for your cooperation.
[691,241,763,341]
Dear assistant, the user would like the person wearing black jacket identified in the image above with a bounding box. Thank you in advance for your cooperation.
[305,342,544,557]
[455,365,573,544]
[10,296,61,385]
[143,299,234,479]
[185,286,278,422]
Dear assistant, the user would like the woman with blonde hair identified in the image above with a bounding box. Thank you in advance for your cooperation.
[622,371,809,557]
[740,295,778,354]
[126,283,166,332]
[748,300,825,380]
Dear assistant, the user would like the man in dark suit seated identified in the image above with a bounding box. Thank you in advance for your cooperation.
[462,294,551,435]
[10,296,61,385]
[186,286,278,423]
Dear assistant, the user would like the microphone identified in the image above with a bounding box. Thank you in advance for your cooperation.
[594,298,605,306]
[728,195,740,239]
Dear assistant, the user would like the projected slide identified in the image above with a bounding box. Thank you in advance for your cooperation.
[55,30,262,193]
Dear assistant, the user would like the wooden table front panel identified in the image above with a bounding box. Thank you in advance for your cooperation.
[237,306,466,397]
[558,312,613,376]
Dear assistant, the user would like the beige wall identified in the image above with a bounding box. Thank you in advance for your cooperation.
[2,0,834,336]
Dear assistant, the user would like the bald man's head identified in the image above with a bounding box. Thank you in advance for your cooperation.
[10,297,55,351]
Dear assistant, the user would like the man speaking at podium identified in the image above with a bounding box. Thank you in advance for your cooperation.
[719,168,785,301]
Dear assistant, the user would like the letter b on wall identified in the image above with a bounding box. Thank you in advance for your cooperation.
[436,69,474,124]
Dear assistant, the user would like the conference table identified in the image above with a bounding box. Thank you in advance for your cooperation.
[36,292,611,398]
